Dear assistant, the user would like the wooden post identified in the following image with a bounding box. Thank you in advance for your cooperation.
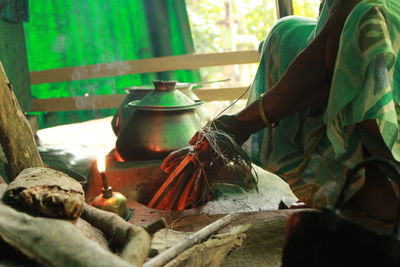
[0,62,43,180]
[0,18,32,112]
[275,0,294,18]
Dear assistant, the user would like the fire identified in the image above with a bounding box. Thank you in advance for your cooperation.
[97,148,106,173]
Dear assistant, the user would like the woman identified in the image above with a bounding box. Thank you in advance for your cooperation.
[164,0,400,224]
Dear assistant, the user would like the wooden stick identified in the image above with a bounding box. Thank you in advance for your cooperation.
[0,185,132,267]
[0,62,43,180]
[147,154,192,208]
[143,213,241,267]
[177,169,198,210]
[143,218,167,235]
[82,203,151,267]
[157,171,188,210]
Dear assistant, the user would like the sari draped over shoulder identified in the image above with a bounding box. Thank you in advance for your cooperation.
[245,0,400,208]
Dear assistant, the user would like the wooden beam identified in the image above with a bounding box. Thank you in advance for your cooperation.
[31,86,250,112]
[32,94,125,112]
[195,86,250,102]
[29,51,259,85]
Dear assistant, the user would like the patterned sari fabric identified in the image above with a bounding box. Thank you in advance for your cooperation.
[245,0,400,208]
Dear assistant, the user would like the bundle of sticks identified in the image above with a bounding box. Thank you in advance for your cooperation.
[148,127,257,210]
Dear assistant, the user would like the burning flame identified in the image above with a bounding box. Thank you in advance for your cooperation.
[97,148,106,173]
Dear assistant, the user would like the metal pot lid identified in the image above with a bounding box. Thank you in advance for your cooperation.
[128,80,203,111]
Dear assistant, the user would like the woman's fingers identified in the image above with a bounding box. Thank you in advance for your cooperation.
[189,131,202,146]
[160,147,192,173]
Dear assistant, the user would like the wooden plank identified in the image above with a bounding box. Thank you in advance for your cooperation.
[31,86,250,112]
[29,50,259,85]
[31,94,126,112]
[195,86,250,102]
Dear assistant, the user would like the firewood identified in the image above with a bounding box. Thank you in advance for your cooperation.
[0,184,132,267]
[148,154,192,209]
[148,128,257,211]
[3,167,84,219]
[143,213,241,267]
[74,217,110,251]
[143,217,168,235]
[165,224,250,267]
[0,62,43,180]
[82,203,152,267]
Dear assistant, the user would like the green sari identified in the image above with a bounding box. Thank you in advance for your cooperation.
[246,0,400,208]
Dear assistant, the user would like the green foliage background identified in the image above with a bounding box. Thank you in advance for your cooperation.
[186,0,319,54]
[185,0,320,82]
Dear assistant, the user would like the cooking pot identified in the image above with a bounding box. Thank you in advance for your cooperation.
[115,80,209,161]
[111,82,210,136]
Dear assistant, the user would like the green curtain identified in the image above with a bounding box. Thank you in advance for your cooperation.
[25,0,200,129]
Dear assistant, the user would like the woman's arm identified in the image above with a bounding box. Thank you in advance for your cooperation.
[233,0,361,137]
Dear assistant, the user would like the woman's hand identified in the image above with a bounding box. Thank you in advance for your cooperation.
[160,114,251,173]
[160,146,194,173]
[190,114,252,146]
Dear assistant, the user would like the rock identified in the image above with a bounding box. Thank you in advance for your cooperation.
[3,167,84,219]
